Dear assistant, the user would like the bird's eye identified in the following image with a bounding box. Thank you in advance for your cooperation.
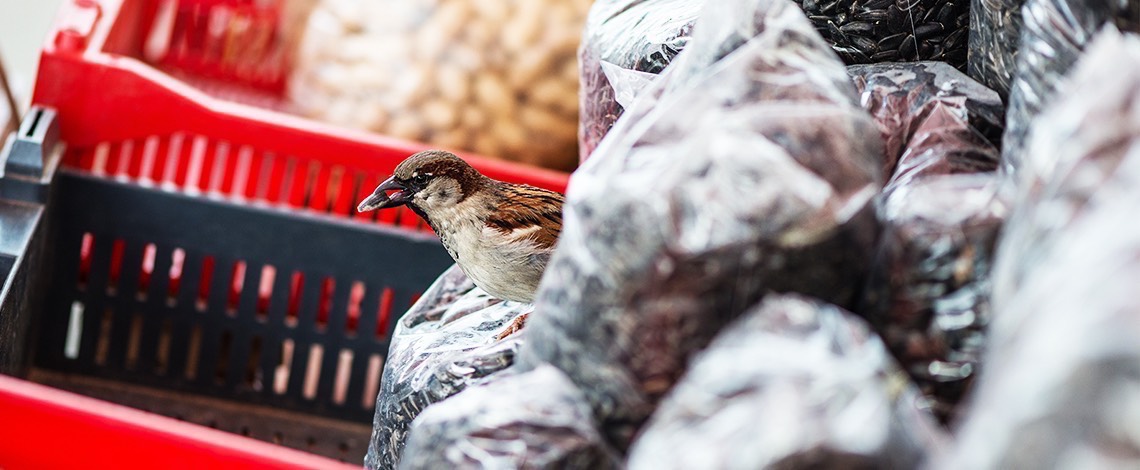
[413,174,429,186]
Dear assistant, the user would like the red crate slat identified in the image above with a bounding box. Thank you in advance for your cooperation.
[0,375,357,470]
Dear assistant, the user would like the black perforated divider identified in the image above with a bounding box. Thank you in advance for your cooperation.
[34,171,453,424]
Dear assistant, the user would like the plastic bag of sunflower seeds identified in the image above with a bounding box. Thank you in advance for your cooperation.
[880,105,1000,194]
[578,0,706,162]
[853,63,1005,422]
[848,61,1004,178]
[937,164,1140,469]
[864,174,1007,423]
[364,265,533,469]
[992,27,1140,308]
[1001,0,1140,177]
[967,0,1025,99]
[942,200,1140,468]
[398,365,621,469]
[517,0,885,452]
[792,0,970,70]
[627,294,946,469]
[937,38,1140,462]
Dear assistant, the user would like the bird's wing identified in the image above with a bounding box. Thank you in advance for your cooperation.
[483,184,564,251]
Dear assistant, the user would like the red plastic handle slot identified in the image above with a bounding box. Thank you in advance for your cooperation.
[53,0,104,53]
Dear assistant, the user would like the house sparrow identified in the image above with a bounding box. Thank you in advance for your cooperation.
[357,150,563,304]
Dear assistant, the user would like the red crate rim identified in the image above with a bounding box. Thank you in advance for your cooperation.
[0,374,359,469]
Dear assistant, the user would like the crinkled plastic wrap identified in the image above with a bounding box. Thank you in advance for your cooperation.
[627,294,946,469]
[398,365,620,469]
[943,100,1140,470]
[967,0,1025,99]
[881,107,1000,193]
[864,175,1007,423]
[848,62,1004,178]
[854,64,1004,421]
[938,178,1140,469]
[792,0,969,69]
[518,0,885,451]
[936,31,1140,468]
[992,28,1140,307]
[289,0,591,171]
[364,265,532,469]
[578,0,705,162]
[1001,0,1140,176]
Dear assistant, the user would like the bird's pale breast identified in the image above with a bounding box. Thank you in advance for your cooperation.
[431,198,547,303]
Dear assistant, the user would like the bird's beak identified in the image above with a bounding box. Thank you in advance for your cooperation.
[357,176,411,212]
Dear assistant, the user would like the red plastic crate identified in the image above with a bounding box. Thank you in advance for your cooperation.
[1,0,572,466]
[0,374,357,469]
[35,0,568,229]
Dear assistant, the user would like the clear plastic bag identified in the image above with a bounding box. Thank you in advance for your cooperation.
[937,32,1140,468]
[398,365,621,469]
[627,294,946,469]
[517,0,885,451]
[792,0,970,70]
[865,174,1007,423]
[992,26,1140,309]
[967,0,1025,99]
[289,0,591,171]
[577,0,705,162]
[939,185,1140,467]
[364,265,532,469]
[848,61,1004,180]
[881,106,1000,194]
[1000,0,1140,177]
[939,189,1140,469]
[850,62,1007,423]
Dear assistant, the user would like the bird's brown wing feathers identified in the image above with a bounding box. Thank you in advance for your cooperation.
[484,184,564,250]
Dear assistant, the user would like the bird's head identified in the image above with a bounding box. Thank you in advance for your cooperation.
[356,150,485,216]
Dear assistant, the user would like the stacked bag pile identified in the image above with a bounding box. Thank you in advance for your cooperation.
[315,0,1140,466]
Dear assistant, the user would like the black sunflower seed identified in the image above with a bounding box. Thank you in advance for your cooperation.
[840,21,876,35]
[878,32,908,50]
[915,22,945,39]
[872,49,900,61]
[793,0,969,70]
[900,34,918,59]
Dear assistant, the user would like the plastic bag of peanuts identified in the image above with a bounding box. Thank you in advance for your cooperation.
[288,0,591,172]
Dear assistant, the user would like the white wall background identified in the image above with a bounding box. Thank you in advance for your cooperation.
[0,0,66,110]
